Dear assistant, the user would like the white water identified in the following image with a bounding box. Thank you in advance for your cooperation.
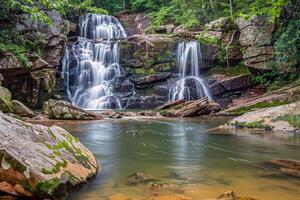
[61,14,127,110]
[169,41,212,102]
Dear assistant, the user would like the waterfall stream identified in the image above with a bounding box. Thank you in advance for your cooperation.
[61,14,127,110]
[169,41,212,102]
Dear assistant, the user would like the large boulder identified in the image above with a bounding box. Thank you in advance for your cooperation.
[0,112,98,198]
[11,100,36,118]
[42,99,97,120]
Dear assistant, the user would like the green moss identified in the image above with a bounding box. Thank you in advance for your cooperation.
[159,110,169,116]
[41,159,68,175]
[207,63,250,76]
[37,177,60,195]
[275,114,300,129]
[231,120,273,131]
[228,101,289,115]
[174,104,183,110]
[197,31,219,45]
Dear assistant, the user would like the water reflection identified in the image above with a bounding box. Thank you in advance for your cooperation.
[35,118,300,200]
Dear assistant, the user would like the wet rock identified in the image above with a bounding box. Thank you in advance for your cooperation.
[264,159,300,178]
[130,73,172,86]
[11,100,36,118]
[147,25,175,34]
[107,193,132,200]
[125,95,166,109]
[127,172,159,185]
[154,85,170,97]
[210,74,253,96]
[0,86,13,113]
[42,99,97,120]
[159,97,221,117]
[0,112,98,198]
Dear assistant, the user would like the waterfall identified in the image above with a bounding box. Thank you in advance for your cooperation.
[61,14,127,110]
[169,41,212,102]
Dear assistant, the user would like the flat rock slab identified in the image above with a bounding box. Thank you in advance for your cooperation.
[0,112,98,198]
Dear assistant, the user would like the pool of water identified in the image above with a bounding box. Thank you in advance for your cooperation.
[37,118,300,200]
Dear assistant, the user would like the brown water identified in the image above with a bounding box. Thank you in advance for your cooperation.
[37,118,300,200]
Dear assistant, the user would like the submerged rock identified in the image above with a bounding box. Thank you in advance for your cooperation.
[264,159,300,178]
[0,112,98,198]
[42,99,97,120]
[127,172,159,185]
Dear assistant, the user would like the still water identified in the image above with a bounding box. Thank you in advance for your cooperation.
[39,118,300,200]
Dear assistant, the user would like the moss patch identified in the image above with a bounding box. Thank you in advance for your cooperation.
[228,101,289,115]
[275,114,300,129]
[231,120,273,131]
[207,63,250,76]
[37,177,60,195]
[41,159,68,174]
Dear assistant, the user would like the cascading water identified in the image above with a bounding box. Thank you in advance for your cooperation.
[169,41,212,102]
[61,14,127,110]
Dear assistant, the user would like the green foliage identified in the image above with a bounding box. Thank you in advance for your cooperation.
[0,30,46,67]
[275,114,300,129]
[228,101,289,115]
[252,66,299,92]
[2,0,108,25]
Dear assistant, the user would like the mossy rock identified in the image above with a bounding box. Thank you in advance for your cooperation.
[0,86,13,113]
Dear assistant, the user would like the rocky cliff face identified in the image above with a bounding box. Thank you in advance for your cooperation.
[0,10,70,108]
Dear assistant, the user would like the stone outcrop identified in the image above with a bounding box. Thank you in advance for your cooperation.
[198,17,242,64]
[210,74,253,96]
[223,80,300,114]
[42,99,98,120]
[0,9,69,108]
[0,112,98,198]
[0,86,36,118]
[237,16,274,72]
[221,101,300,132]
[159,97,221,117]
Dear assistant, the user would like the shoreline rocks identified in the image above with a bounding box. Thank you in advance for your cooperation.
[219,101,300,132]
[0,112,98,198]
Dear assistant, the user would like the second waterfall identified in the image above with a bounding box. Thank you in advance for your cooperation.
[61,14,127,110]
[169,41,211,102]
